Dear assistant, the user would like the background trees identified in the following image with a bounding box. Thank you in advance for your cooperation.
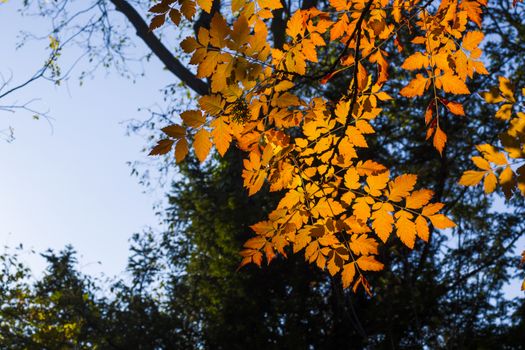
[1,0,525,349]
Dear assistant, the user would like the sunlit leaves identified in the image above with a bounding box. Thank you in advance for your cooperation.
[146,0,471,293]
[460,77,524,199]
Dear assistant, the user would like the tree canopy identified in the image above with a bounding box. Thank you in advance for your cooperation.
[1,0,525,348]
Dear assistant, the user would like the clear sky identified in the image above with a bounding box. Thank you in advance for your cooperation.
[0,2,172,278]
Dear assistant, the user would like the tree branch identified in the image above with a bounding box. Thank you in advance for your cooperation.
[109,0,209,96]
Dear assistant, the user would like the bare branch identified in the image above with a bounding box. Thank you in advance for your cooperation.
[109,0,209,96]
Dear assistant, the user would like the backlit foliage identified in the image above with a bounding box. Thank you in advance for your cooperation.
[147,0,522,293]
[458,76,525,290]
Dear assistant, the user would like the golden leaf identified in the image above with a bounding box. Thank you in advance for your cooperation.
[199,94,225,116]
[349,234,378,256]
[194,129,212,162]
[400,74,428,97]
[371,204,394,243]
[406,189,433,209]
[365,171,389,197]
[459,170,486,186]
[356,256,384,271]
[483,171,498,193]
[344,167,360,190]
[401,52,429,71]
[444,101,465,116]
[415,215,430,242]
[210,117,232,156]
[433,126,447,155]
[472,156,491,170]
[341,263,356,289]
[196,0,212,13]
[181,110,206,128]
[462,31,484,51]
[395,211,417,249]
[387,174,417,202]
[438,73,470,94]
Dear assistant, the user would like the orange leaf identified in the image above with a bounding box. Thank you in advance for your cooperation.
[341,263,356,289]
[357,256,384,271]
[400,74,428,97]
[429,214,456,229]
[387,174,417,202]
[194,129,212,162]
[433,126,447,155]
[459,170,485,186]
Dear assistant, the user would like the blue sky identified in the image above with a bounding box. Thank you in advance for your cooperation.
[0,2,172,278]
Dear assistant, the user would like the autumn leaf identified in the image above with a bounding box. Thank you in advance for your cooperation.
[175,138,189,163]
[459,170,485,186]
[194,129,212,162]
[400,74,428,97]
[433,126,447,155]
[341,263,356,288]
[357,256,384,271]
[387,174,417,202]
[149,139,174,156]
[428,214,456,229]
[181,110,206,128]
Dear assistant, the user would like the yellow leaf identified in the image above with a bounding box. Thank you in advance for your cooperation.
[395,211,417,249]
[433,126,447,155]
[483,171,497,193]
[406,189,433,209]
[429,214,456,229]
[344,167,360,190]
[422,202,444,216]
[211,117,232,156]
[438,73,470,94]
[400,74,428,97]
[244,236,266,249]
[341,263,356,289]
[349,234,378,256]
[353,197,371,223]
[286,10,304,38]
[335,100,349,124]
[415,215,430,242]
[194,129,212,162]
[258,0,283,10]
[371,204,394,243]
[387,174,417,202]
[356,160,387,176]
[181,110,206,127]
[346,126,368,147]
[444,101,465,116]
[356,256,384,271]
[199,94,225,116]
[462,31,484,51]
[175,138,189,163]
[498,76,515,102]
[365,171,389,197]
[476,144,508,165]
[197,0,212,13]
[459,170,486,186]
[401,52,429,70]
[472,156,491,170]
[495,104,513,120]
